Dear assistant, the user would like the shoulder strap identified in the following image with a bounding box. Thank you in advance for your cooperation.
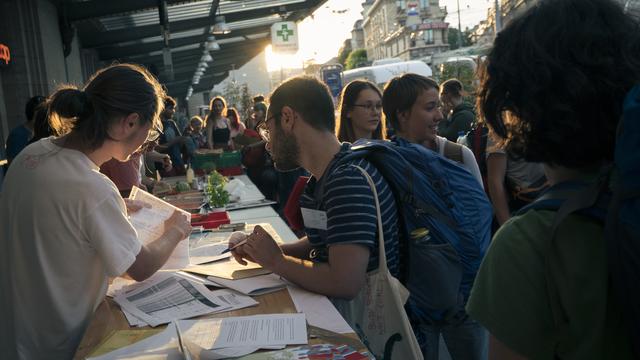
[518,172,610,345]
[443,140,464,164]
[351,165,387,271]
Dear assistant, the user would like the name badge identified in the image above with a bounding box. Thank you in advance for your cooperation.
[301,208,328,230]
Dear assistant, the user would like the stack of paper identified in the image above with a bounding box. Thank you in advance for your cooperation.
[206,274,287,296]
[113,272,258,327]
[88,314,308,360]
[129,186,190,270]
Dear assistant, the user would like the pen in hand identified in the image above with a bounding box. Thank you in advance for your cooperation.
[221,235,249,254]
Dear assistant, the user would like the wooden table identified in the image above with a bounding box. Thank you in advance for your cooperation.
[74,289,363,359]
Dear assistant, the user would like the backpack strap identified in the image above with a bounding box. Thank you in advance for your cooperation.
[443,140,464,164]
[517,172,611,352]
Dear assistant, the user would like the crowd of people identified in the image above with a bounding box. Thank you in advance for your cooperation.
[1,0,638,358]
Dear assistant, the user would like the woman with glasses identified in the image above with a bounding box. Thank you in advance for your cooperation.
[0,63,191,359]
[336,80,386,143]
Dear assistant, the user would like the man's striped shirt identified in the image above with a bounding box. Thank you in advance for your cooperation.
[300,144,400,277]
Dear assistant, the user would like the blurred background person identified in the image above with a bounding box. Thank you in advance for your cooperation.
[438,79,475,142]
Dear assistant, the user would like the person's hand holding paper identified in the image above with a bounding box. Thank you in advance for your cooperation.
[164,210,192,241]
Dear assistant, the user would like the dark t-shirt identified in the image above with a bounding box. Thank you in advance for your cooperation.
[299,143,400,277]
[6,124,32,163]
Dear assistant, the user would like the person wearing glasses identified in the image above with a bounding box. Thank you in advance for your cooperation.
[383,73,483,186]
[229,75,400,326]
[0,64,191,359]
[336,80,386,143]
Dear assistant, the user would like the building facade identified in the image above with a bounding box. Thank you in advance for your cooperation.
[362,0,449,62]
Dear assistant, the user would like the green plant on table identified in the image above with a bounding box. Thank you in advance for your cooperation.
[205,170,230,209]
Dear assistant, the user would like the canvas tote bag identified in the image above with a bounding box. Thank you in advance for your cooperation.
[334,165,423,360]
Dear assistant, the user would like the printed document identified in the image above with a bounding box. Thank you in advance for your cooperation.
[179,313,308,349]
[114,273,230,327]
[129,186,190,269]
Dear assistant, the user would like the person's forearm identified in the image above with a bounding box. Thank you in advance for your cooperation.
[280,237,311,259]
[273,256,362,299]
[127,229,183,281]
[489,183,511,225]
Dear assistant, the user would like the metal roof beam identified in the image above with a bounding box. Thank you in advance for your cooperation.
[80,1,311,48]
[129,37,269,65]
[66,0,206,22]
[97,25,270,59]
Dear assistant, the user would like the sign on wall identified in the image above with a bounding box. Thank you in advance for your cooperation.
[271,21,299,54]
[0,43,10,67]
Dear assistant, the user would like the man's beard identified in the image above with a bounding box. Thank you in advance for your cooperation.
[271,128,301,172]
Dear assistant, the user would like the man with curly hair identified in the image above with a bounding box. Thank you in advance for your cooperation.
[467,0,640,358]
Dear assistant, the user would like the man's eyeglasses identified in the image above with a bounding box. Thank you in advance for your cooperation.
[256,113,279,142]
[352,103,383,112]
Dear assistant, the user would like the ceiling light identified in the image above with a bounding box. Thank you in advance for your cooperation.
[202,54,213,62]
[206,40,220,51]
[211,16,231,35]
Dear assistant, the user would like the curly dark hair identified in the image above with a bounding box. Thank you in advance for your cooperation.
[477,0,640,168]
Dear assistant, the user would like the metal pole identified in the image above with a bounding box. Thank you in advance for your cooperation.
[494,0,502,34]
[456,0,463,47]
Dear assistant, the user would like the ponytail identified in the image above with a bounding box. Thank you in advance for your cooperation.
[47,63,165,150]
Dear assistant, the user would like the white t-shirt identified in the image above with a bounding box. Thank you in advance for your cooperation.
[0,138,141,359]
[435,135,483,186]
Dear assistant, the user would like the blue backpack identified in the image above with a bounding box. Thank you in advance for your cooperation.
[516,85,640,356]
[336,137,493,323]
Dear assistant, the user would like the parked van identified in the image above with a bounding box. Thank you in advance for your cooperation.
[342,60,433,89]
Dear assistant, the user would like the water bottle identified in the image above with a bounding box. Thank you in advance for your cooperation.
[186,165,195,186]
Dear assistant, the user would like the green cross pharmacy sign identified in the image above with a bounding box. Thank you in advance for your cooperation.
[271,21,299,53]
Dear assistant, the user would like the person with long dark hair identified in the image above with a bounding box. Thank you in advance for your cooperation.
[205,96,232,150]
[467,0,640,358]
[336,80,386,143]
[226,107,246,144]
[0,64,191,359]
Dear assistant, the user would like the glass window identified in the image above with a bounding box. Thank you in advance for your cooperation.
[424,29,434,44]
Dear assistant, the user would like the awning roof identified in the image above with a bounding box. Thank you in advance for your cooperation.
[63,0,324,99]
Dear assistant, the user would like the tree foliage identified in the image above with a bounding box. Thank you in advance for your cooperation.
[447,28,473,50]
[345,49,368,70]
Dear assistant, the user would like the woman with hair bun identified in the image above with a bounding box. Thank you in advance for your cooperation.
[0,63,192,359]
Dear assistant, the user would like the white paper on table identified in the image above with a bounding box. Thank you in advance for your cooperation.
[189,243,231,265]
[121,307,148,327]
[206,288,259,311]
[114,273,230,327]
[286,285,354,334]
[87,322,182,360]
[88,322,285,360]
[206,273,286,296]
[129,186,190,269]
[106,277,137,298]
[179,313,307,349]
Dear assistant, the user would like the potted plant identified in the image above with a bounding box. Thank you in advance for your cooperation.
[205,170,230,211]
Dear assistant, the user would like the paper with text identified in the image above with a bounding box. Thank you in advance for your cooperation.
[129,186,190,269]
[179,313,307,349]
[114,273,229,327]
